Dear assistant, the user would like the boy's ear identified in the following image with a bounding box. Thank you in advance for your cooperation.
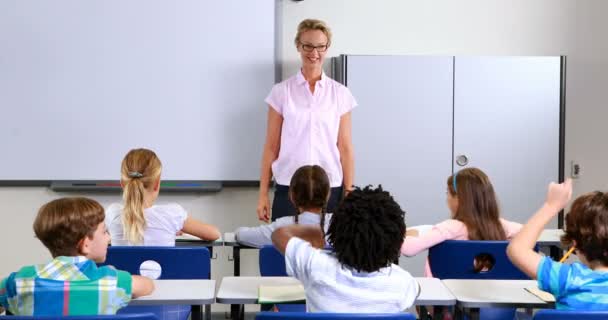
[77,236,91,256]
[153,177,160,191]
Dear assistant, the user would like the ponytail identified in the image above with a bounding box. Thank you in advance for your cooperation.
[122,178,146,244]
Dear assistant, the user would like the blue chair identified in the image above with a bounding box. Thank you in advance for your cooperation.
[428,240,537,320]
[533,309,608,319]
[1,314,158,320]
[258,245,305,312]
[101,246,211,320]
[255,312,416,320]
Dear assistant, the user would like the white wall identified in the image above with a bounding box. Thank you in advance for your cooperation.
[1,0,607,296]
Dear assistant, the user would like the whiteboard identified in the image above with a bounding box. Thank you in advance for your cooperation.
[0,0,275,181]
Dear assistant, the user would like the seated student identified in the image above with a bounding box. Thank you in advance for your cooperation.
[0,197,154,316]
[508,179,608,310]
[272,186,419,313]
[236,165,333,248]
[106,148,220,245]
[401,167,522,276]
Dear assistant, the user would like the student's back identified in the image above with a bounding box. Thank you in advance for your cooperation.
[107,148,220,246]
[0,197,153,316]
[272,186,419,313]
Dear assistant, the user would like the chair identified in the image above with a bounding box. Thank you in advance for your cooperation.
[2,314,158,320]
[101,246,211,320]
[533,309,608,319]
[255,312,416,320]
[428,240,537,320]
[258,245,305,312]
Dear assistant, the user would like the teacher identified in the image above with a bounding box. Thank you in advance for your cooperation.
[257,19,357,222]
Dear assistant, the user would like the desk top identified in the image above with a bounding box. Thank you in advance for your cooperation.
[175,233,224,246]
[537,229,564,246]
[442,279,551,309]
[216,276,455,306]
[130,279,216,306]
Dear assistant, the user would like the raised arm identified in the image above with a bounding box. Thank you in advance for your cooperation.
[257,107,283,222]
[271,224,324,254]
[338,111,354,192]
[507,179,572,278]
[181,216,221,241]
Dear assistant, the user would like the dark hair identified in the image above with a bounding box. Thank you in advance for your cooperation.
[447,167,506,240]
[34,197,105,257]
[562,191,608,266]
[289,165,330,223]
[326,185,405,273]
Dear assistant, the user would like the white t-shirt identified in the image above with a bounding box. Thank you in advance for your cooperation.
[235,212,333,248]
[285,237,419,313]
[105,203,188,246]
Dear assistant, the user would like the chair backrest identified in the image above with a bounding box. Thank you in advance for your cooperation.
[259,245,287,276]
[102,246,210,279]
[533,310,608,319]
[428,240,533,280]
[2,313,159,320]
[255,312,416,320]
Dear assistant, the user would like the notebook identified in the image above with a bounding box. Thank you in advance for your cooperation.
[258,284,306,304]
[525,286,556,302]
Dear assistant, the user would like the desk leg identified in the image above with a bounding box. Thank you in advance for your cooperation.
[192,305,203,320]
[230,304,244,320]
[205,304,211,320]
[234,247,241,276]
[468,308,480,320]
[550,245,563,261]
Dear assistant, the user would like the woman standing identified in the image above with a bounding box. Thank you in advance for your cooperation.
[257,19,357,222]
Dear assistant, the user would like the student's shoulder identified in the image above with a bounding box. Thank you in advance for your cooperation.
[106,203,123,215]
[152,203,187,215]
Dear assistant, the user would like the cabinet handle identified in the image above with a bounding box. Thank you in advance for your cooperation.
[455,155,469,167]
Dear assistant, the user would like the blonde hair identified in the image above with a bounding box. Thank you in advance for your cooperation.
[120,148,162,244]
[294,19,332,46]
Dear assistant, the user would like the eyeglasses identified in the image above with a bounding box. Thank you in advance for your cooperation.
[300,42,328,52]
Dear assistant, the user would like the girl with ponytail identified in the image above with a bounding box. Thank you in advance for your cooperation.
[106,148,220,245]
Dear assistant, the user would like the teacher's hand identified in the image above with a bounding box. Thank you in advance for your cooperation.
[257,194,271,222]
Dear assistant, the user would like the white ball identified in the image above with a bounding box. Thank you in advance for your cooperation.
[139,260,162,279]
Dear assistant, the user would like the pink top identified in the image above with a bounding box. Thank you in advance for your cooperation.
[265,71,357,187]
[401,218,523,276]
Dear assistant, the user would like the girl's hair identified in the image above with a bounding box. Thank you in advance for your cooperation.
[294,19,332,47]
[120,148,162,244]
[562,191,608,265]
[447,167,506,240]
[289,165,330,224]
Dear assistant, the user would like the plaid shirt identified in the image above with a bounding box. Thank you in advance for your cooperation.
[0,256,132,316]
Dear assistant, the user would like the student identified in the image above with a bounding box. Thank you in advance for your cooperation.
[508,179,608,310]
[0,197,154,315]
[106,148,220,245]
[272,186,418,313]
[236,165,332,248]
[401,167,522,276]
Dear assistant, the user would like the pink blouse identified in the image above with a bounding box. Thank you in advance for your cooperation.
[265,71,357,187]
[401,218,523,276]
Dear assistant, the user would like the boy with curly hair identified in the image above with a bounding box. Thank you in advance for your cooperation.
[508,179,608,309]
[272,185,418,312]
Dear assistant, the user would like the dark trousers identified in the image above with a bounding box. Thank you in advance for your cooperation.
[271,184,344,221]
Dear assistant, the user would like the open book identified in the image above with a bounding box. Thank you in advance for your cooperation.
[258,284,306,304]
[525,286,556,302]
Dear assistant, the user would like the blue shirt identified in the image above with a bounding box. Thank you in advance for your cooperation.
[537,256,608,310]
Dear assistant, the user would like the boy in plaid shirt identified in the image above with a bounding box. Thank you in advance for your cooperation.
[0,197,154,316]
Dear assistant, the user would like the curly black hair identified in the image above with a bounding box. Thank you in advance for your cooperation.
[326,185,406,273]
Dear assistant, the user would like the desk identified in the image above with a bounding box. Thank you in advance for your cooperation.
[442,279,553,320]
[538,228,565,260]
[131,279,215,320]
[216,276,455,320]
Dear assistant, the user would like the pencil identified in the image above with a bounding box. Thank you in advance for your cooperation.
[559,246,576,263]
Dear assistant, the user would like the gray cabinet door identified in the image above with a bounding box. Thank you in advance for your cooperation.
[345,55,454,228]
[453,56,561,226]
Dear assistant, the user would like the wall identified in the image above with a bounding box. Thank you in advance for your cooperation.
[1,0,607,301]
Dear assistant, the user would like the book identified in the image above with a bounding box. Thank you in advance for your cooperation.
[258,284,306,304]
[525,286,555,302]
